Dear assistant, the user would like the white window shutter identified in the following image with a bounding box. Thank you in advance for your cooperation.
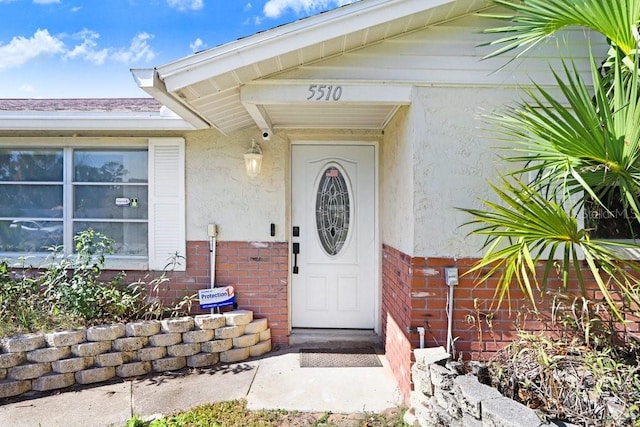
[148,138,186,271]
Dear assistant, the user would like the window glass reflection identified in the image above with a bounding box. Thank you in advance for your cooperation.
[74,150,148,183]
[0,149,63,182]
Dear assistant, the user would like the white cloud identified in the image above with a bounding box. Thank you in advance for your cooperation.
[19,83,35,93]
[33,0,61,4]
[111,32,156,63]
[189,37,206,53]
[167,0,203,11]
[0,29,65,70]
[0,28,157,70]
[66,30,155,65]
[244,2,253,12]
[65,29,109,65]
[263,0,358,18]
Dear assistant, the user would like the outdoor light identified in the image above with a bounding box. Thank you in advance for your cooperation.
[244,138,263,178]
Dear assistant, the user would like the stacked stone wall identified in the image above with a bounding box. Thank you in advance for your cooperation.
[404,347,566,427]
[0,310,271,399]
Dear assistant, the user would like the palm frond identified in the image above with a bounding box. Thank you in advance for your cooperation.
[461,177,640,320]
[481,0,640,61]
[486,55,640,222]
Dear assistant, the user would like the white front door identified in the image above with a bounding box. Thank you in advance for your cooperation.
[291,144,376,329]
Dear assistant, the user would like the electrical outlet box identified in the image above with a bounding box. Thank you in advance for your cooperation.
[207,224,217,238]
[445,267,458,286]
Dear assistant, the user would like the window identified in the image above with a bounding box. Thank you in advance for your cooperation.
[0,149,64,252]
[73,150,148,256]
[0,139,185,270]
[315,164,351,256]
[584,188,640,240]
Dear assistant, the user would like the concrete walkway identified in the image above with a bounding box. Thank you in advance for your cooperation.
[0,345,403,427]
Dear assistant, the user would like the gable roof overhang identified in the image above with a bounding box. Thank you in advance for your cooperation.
[132,0,491,135]
[0,98,196,132]
[0,112,195,132]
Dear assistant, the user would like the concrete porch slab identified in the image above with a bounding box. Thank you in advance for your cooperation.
[246,346,402,414]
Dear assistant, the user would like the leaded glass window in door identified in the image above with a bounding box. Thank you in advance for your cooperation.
[315,165,351,256]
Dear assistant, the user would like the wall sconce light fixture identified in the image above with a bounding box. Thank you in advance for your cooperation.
[244,138,263,178]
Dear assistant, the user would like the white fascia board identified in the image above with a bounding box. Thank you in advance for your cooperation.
[241,81,413,105]
[0,112,196,131]
[131,68,212,130]
[156,0,458,92]
[243,103,273,134]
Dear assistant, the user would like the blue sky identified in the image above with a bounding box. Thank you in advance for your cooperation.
[0,0,358,98]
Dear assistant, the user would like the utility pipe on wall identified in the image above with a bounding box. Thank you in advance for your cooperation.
[445,267,459,355]
[417,326,425,349]
[446,284,454,354]
[208,224,218,314]
[208,224,218,288]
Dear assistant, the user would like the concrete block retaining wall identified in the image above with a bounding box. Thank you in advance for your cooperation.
[0,310,271,399]
[404,347,566,427]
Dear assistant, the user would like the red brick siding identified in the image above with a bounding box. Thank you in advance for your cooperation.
[213,241,289,345]
[381,244,414,403]
[381,244,640,405]
[107,241,289,345]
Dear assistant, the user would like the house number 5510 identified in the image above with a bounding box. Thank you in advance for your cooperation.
[306,84,343,101]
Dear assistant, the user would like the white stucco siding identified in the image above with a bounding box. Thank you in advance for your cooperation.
[380,106,414,255]
[184,129,286,241]
[410,86,517,258]
[274,14,606,88]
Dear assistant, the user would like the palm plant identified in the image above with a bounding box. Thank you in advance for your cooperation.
[463,0,640,320]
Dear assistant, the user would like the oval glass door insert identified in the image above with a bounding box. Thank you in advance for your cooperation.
[315,165,350,256]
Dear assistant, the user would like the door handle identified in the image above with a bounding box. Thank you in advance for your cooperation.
[292,242,300,274]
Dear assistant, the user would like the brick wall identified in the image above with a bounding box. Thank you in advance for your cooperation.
[117,241,289,346]
[408,256,537,360]
[213,241,289,345]
[381,244,640,405]
[381,244,414,403]
[382,244,549,404]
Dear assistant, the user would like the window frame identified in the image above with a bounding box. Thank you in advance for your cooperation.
[0,137,185,271]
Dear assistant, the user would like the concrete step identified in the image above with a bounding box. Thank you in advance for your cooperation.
[289,329,381,348]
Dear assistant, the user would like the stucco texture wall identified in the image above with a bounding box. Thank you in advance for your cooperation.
[384,86,524,259]
[184,129,287,242]
[381,106,414,256]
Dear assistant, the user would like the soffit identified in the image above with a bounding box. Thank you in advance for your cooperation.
[137,0,491,135]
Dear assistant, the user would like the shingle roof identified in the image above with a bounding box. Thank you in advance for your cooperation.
[0,98,163,112]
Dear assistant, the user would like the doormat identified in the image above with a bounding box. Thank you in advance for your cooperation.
[299,347,382,368]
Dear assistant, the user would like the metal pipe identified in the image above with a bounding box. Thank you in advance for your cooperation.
[417,326,425,349]
[208,224,218,314]
[446,281,454,354]
[209,235,216,289]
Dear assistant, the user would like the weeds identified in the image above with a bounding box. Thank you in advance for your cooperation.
[0,229,194,338]
[126,399,408,427]
[489,295,640,426]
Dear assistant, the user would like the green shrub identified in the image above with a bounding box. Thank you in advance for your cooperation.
[0,229,193,338]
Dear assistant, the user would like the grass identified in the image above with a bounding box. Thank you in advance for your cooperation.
[126,399,409,427]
